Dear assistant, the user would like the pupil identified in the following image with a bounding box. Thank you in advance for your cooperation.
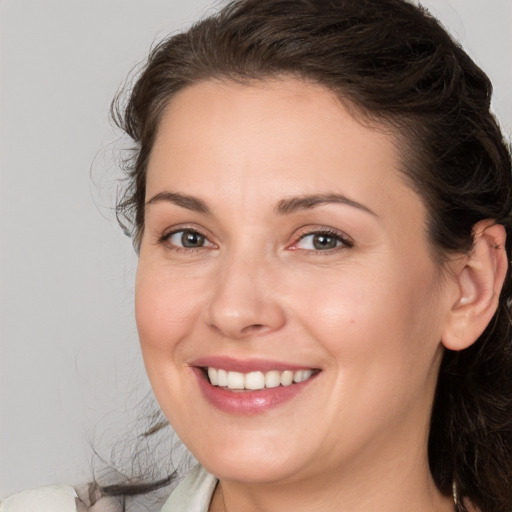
[313,234,337,250]
[182,231,204,248]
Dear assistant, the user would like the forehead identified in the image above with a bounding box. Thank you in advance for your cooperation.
[149,79,400,186]
[146,78,423,227]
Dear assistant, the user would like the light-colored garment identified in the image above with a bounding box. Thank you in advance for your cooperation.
[0,485,83,512]
[161,465,217,512]
[1,483,122,512]
[0,466,215,512]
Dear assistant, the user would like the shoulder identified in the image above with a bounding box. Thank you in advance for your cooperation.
[0,485,84,512]
[1,484,122,512]
[161,465,218,512]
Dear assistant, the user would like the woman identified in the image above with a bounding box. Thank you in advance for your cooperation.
[2,0,511,511]
[120,0,512,510]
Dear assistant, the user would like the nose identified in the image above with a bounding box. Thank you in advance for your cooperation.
[203,253,286,340]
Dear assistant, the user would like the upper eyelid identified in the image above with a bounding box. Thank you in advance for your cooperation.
[285,227,354,253]
[161,224,212,240]
[298,229,348,240]
[294,226,353,243]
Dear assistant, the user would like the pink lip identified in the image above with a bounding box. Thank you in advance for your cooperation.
[190,356,312,373]
[190,359,319,416]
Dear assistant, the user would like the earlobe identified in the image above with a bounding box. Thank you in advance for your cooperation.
[442,220,508,351]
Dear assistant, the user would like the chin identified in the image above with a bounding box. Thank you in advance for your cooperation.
[183,425,320,485]
[199,452,303,485]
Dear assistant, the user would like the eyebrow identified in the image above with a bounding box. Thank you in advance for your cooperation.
[145,191,211,214]
[145,191,376,217]
[275,193,377,216]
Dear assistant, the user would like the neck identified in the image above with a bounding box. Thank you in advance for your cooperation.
[211,468,453,512]
[209,434,454,512]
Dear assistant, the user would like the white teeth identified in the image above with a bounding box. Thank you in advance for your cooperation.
[245,371,265,390]
[303,369,313,380]
[293,369,313,383]
[208,367,218,386]
[206,367,315,390]
[280,370,294,386]
[227,371,245,390]
[265,370,281,388]
[217,369,228,387]
[293,370,303,383]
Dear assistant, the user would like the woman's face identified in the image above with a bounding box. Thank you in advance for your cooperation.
[136,78,453,485]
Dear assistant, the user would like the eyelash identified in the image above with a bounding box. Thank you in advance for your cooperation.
[291,228,354,253]
[158,227,353,254]
[158,227,216,254]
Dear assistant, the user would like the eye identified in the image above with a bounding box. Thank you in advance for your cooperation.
[164,229,216,250]
[293,230,353,251]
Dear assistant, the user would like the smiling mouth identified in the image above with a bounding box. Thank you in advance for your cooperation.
[204,367,319,391]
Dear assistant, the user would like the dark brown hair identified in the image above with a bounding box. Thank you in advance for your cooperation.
[111,0,512,510]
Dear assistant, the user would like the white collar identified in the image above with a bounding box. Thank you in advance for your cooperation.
[161,465,218,512]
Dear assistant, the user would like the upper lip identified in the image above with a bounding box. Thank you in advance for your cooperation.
[189,356,317,373]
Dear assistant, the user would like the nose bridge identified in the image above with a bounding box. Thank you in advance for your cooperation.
[204,244,285,339]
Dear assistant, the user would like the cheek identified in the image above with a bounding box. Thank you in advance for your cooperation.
[135,265,199,344]
[294,262,444,435]
[134,265,205,425]
[288,264,393,341]
[290,259,444,375]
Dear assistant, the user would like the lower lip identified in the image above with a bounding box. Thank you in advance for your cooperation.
[192,368,317,415]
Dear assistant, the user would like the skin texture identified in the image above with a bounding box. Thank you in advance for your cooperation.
[135,78,506,511]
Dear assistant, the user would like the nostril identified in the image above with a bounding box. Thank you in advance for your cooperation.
[241,323,266,335]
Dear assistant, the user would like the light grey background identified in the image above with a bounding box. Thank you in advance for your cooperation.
[1,0,511,497]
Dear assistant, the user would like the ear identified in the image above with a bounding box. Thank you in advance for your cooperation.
[442,220,508,351]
